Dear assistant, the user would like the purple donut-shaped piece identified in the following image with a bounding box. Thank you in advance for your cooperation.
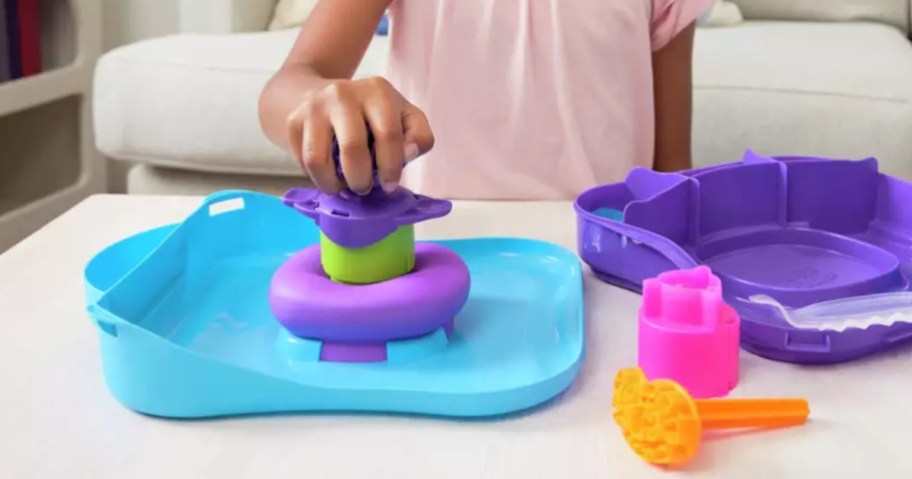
[269,243,470,342]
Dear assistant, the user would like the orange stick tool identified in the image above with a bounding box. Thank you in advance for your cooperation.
[612,367,809,466]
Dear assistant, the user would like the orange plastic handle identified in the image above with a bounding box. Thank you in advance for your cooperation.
[695,398,810,429]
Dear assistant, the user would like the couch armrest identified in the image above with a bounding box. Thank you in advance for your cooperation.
[179,0,278,34]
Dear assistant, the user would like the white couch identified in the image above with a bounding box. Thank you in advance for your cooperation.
[94,0,912,196]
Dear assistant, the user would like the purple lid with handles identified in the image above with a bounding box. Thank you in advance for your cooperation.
[285,125,451,248]
[283,187,451,248]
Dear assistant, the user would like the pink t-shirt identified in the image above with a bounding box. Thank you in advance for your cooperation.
[387,0,712,200]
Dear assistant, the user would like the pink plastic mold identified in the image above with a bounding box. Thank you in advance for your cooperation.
[638,266,740,398]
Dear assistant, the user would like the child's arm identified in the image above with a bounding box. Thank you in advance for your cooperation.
[259,0,434,194]
[651,22,696,172]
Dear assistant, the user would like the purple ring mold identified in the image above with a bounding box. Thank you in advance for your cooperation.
[269,243,470,343]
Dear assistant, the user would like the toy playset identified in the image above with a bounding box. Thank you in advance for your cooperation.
[84,148,912,467]
[84,137,583,418]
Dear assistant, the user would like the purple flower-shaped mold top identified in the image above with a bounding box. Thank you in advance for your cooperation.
[286,126,451,247]
[283,187,452,248]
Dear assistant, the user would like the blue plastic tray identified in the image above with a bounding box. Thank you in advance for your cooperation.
[84,191,584,418]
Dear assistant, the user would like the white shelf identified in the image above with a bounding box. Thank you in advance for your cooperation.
[0,184,90,251]
[0,65,87,116]
[0,0,103,252]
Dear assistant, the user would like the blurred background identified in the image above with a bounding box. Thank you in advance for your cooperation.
[2,0,912,251]
[103,0,179,50]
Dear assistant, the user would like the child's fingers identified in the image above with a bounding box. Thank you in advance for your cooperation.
[363,91,404,194]
[329,97,373,195]
[300,112,342,194]
[401,103,435,162]
[288,101,342,194]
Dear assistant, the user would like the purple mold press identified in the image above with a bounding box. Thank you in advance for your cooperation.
[283,187,452,248]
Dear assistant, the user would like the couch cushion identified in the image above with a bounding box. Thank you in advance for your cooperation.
[693,21,912,180]
[94,30,389,176]
[126,164,311,196]
[732,0,909,34]
[97,21,912,182]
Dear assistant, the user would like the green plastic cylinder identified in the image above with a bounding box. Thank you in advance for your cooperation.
[320,225,416,284]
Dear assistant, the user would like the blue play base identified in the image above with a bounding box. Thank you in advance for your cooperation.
[85,191,584,419]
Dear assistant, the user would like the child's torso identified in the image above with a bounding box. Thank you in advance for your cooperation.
[387,0,658,199]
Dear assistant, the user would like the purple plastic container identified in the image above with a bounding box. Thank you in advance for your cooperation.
[575,150,912,364]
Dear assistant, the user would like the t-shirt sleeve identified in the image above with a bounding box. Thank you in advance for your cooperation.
[650,0,715,51]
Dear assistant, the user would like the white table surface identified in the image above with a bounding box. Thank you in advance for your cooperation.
[1,194,911,478]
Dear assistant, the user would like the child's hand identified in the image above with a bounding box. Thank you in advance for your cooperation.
[286,76,435,195]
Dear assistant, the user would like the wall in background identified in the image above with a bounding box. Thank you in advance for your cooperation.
[102,0,179,51]
[101,0,181,191]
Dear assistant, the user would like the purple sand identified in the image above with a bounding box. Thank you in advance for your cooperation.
[321,342,387,363]
[575,152,912,364]
[331,127,379,189]
[269,243,471,343]
[318,318,456,363]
